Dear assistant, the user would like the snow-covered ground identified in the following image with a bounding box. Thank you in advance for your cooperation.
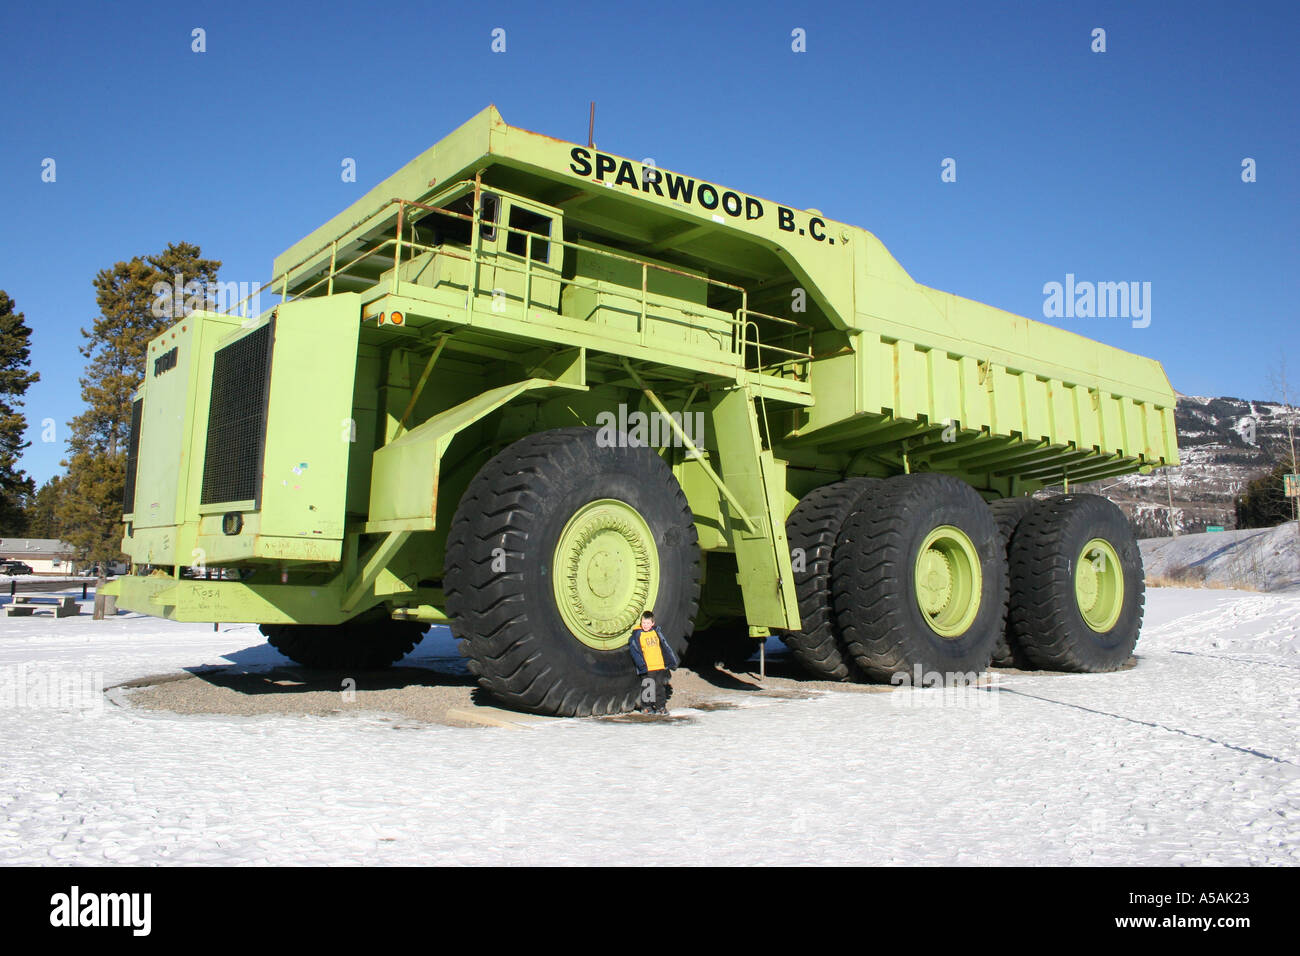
[1,589,1296,865]
[0,575,90,585]
[1142,522,1300,592]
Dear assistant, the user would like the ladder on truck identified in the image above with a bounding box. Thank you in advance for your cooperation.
[624,359,800,633]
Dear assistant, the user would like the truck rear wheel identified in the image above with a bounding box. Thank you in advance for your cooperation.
[779,477,880,681]
[832,473,1007,682]
[444,427,700,716]
[261,611,428,670]
[988,496,1038,668]
[1007,494,1144,672]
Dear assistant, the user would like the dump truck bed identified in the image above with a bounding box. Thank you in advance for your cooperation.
[271,106,1177,492]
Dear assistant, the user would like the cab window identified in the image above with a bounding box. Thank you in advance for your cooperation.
[505,206,551,263]
[413,192,498,246]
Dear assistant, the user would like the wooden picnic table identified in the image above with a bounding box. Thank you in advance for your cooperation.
[5,594,81,618]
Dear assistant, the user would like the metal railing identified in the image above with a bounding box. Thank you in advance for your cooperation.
[735,308,814,380]
[218,180,814,377]
[4,578,100,600]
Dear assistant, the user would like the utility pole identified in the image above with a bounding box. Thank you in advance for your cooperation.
[1275,360,1299,542]
[1286,389,1298,539]
[1165,468,1178,538]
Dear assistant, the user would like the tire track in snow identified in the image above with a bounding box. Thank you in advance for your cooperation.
[989,686,1294,766]
[1170,649,1300,671]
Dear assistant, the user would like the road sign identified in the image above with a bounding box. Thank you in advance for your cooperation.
[1205,525,1224,532]
[1285,474,1300,498]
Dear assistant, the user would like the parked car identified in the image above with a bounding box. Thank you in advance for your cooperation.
[1,561,35,575]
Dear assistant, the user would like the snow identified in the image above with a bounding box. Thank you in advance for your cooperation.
[1,591,1297,865]
[1142,522,1300,592]
[0,575,87,584]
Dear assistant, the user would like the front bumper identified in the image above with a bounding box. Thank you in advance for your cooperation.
[105,574,351,625]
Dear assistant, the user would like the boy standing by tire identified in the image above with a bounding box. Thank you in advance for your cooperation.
[628,610,678,715]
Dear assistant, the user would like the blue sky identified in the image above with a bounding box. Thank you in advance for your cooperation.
[1,0,1296,486]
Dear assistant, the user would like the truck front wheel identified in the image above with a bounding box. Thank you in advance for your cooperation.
[832,473,1007,682]
[444,427,701,716]
[1007,494,1144,671]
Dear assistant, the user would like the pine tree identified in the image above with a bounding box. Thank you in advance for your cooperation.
[0,290,40,534]
[1235,463,1295,529]
[24,475,65,539]
[58,244,221,572]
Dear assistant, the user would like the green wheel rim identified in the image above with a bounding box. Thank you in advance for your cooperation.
[1075,538,1124,632]
[552,499,660,650]
[914,525,982,638]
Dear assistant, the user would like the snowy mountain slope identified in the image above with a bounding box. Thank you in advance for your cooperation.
[1078,395,1297,536]
[1142,523,1300,592]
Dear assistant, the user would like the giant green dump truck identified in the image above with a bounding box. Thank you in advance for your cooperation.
[110,106,1178,715]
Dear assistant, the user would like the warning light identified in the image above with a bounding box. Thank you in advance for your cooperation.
[391,311,404,326]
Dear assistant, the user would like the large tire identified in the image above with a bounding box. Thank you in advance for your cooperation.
[261,610,428,669]
[832,473,1007,682]
[779,477,880,681]
[444,427,701,716]
[988,496,1038,668]
[1008,493,1144,672]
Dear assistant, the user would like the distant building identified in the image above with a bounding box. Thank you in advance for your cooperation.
[0,538,80,574]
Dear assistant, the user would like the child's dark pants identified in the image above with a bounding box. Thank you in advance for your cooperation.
[641,669,670,710]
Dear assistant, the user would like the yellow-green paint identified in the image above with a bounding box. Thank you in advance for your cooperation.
[366,377,585,533]
[552,499,660,650]
[914,525,982,638]
[1076,538,1124,632]
[115,107,1178,632]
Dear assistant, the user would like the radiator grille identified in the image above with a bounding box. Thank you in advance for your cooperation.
[122,397,143,514]
[200,322,273,505]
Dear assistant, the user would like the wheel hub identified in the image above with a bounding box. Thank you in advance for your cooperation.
[1075,538,1123,632]
[585,547,622,598]
[916,550,953,614]
[553,499,660,650]
[913,525,982,638]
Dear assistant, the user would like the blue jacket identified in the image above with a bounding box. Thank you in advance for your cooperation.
[628,625,679,674]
